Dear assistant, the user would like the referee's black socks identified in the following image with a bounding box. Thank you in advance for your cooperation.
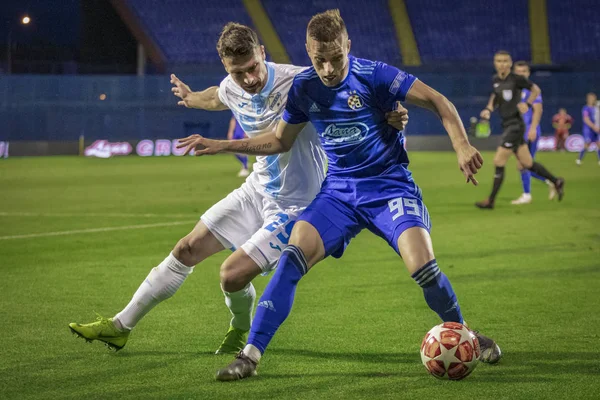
[489,166,505,202]
[529,162,557,184]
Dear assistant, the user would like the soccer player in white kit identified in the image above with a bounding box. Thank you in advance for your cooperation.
[69,22,407,353]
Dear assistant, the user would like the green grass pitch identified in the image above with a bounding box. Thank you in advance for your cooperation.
[1,151,599,399]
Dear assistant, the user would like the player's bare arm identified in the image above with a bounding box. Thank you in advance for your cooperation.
[177,107,410,156]
[583,113,600,133]
[176,120,305,156]
[170,74,228,110]
[480,93,496,119]
[528,102,543,141]
[406,80,483,185]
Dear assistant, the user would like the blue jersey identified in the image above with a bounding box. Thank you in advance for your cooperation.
[283,56,417,180]
[582,105,597,135]
[520,89,542,139]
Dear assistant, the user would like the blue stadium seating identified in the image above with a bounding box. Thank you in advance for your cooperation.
[405,0,530,63]
[547,0,600,63]
[127,0,254,65]
[261,0,401,67]
[125,0,599,67]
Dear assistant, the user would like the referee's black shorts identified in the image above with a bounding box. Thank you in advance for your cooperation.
[499,123,526,151]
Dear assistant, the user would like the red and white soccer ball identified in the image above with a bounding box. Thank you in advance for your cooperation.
[420,322,480,380]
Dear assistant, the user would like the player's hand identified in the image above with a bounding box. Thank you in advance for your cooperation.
[527,127,537,142]
[517,102,529,115]
[479,109,491,120]
[176,134,225,156]
[456,144,484,186]
[170,74,193,107]
[385,102,409,131]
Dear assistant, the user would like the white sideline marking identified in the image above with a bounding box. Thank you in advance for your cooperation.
[0,220,194,240]
[0,212,198,218]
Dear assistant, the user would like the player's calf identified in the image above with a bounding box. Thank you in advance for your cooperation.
[412,260,463,323]
[219,251,262,293]
[217,252,262,353]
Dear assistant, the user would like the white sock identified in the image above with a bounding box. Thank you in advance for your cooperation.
[243,344,262,363]
[223,283,256,332]
[114,252,193,330]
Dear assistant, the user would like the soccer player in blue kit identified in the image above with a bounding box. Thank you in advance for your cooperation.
[510,61,556,204]
[181,10,502,380]
[576,92,600,165]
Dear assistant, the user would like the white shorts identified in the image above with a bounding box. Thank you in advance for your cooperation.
[201,181,305,272]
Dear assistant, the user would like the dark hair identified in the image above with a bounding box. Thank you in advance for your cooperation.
[307,9,347,42]
[216,22,260,59]
[514,60,529,68]
[494,50,511,57]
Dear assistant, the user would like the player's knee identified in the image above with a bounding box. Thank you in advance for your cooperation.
[220,259,250,292]
[288,221,325,267]
[493,155,505,167]
[522,159,533,169]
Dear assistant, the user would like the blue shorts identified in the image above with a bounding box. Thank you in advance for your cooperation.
[528,139,538,158]
[583,129,599,143]
[297,175,431,259]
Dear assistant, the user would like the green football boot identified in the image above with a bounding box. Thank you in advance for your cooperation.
[69,315,129,351]
[215,326,248,355]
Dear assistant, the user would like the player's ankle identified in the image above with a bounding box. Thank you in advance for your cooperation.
[243,344,262,363]
[112,317,130,332]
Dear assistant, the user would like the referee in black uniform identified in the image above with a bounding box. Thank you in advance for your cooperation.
[475,51,564,209]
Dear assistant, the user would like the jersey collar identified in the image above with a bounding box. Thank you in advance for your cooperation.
[255,62,275,98]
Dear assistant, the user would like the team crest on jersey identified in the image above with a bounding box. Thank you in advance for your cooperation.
[502,90,513,101]
[267,92,282,111]
[347,91,363,110]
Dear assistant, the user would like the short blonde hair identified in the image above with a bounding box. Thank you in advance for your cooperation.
[307,9,347,42]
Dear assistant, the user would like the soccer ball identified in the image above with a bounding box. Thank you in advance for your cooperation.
[420,322,480,380]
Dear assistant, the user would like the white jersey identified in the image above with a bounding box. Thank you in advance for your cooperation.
[218,62,326,205]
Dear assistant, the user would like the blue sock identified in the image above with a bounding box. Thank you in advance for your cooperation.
[597,149,600,161]
[412,260,463,323]
[530,172,546,183]
[248,245,308,353]
[235,154,248,169]
[520,170,531,194]
[578,149,586,161]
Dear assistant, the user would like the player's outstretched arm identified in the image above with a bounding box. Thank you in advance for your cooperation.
[176,121,305,156]
[406,80,483,185]
[170,74,229,111]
